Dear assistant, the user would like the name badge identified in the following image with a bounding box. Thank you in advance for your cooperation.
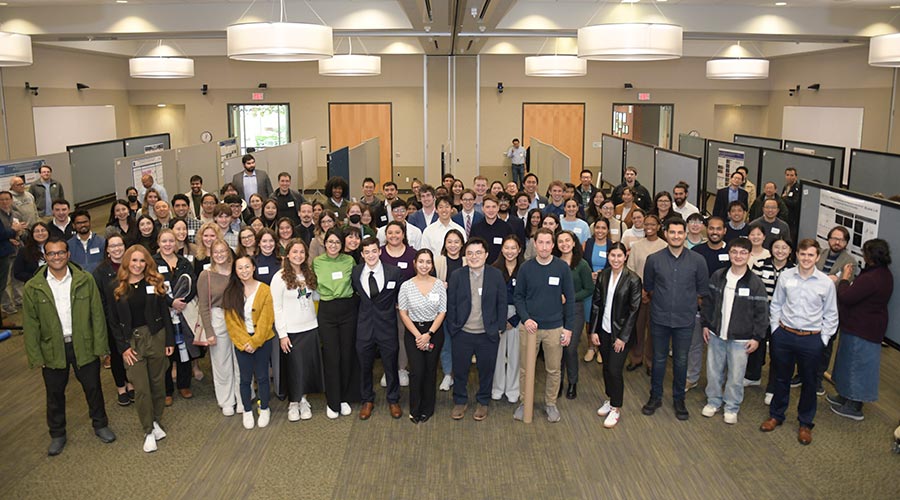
[738,288,750,297]
[258,266,269,275]
[188,229,196,236]
[331,271,343,280]
[287,201,295,207]
[574,228,582,235]
[428,293,439,302]
[186,255,194,262]
[157,266,168,273]
[762,270,772,279]
[386,281,396,289]
[538,203,546,209]
[511,278,516,287]
[398,262,408,269]
[493,237,503,245]
[718,254,730,262]
[598,251,607,259]
[380,215,387,222]
[610,228,619,235]
[89,247,100,255]
[477,287,483,296]
[770,227,781,234]
[548,276,560,286]
[203,263,211,270]
[145,285,156,294]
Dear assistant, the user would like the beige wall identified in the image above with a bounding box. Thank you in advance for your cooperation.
[713,105,769,142]
[129,105,187,148]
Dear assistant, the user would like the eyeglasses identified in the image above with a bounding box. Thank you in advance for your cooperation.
[46,250,68,258]
[107,243,125,249]
[729,249,750,256]
[465,250,485,257]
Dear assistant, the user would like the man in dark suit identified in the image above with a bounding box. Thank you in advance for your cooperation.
[712,171,749,219]
[451,189,484,237]
[352,237,404,420]
[445,237,507,421]
[232,154,274,203]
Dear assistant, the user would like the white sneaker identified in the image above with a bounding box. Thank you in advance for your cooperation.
[301,398,313,420]
[399,369,410,387]
[724,412,738,424]
[151,421,167,441]
[222,406,235,417]
[743,378,761,387]
[242,411,255,429]
[326,406,339,419]
[701,404,719,418]
[258,408,271,428]
[439,374,453,391]
[604,408,620,429]
[143,433,157,453]
[288,402,301,422]
[380,374,387,388]
[764,392,774,405]
[340,402,351,416]
[596,400,612,417]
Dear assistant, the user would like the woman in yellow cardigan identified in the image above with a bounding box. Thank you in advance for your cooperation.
[224,255,275,430]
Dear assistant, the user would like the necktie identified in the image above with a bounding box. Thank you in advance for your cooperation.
[465,214,471,235]
[369,270,379,300]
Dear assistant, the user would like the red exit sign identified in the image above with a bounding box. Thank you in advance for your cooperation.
[637,92,651,101]
[252,92,265,101]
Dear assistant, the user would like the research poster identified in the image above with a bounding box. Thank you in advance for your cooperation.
[716,148,744,189]
[144,143,165,153]
[132,155,164,189]
[219,138,239,164]
[0,159,44,191]
[817,189,881,269]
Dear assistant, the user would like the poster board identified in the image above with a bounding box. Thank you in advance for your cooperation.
[33,105,117,155]
[601,134,624,188]
[348,138,380,200]
[114,149,177,201]
[124,134,170,157]
[655,149,702,207]
[328,147,350,184]
[300,138,318,189]
[705,140,761,198]
[529,138,571,190]
[798,181,900,346]
[781,106,863,186]
[175,142,219,195]
[624,140,655,191]
[759,148,835,193]
[257,142,301,183]
[783,139,846,187]
[67,139,125,204]
[734,134,782,150]
[847,149,900,199]
[0,159,45,191]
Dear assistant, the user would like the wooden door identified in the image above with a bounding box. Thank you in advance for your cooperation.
[329,103,392,184]
[523,103,585,182]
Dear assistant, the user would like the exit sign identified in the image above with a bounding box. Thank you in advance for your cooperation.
[638,92,651,101]
[252,92,265,101]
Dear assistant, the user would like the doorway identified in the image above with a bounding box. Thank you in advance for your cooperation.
[329,103,393,184]
[522,103,585,181]
[612,103,674,149]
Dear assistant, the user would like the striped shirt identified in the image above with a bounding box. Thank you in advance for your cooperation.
[398,278,447,322]
[751,257,796,302]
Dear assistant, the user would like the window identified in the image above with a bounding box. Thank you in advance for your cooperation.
[227,104,290,154]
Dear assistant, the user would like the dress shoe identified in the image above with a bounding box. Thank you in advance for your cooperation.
[102,355,111,369]
[359,402,374,420]
[641,397,662,416]
[566,383,577,400]
[625,361,643,372]
[418,414,430,423]
[165,396,174,407]
[179,388,193,399]
[409,414,419,424]
[47,436,66,456]
[583,348,595,362]
[673,400,689,421]
[117,392,131,406]
[94,426,116,443]
[759,417,782,432]
[389,403,402,419]
[451,404,468,420]
[473,404,488,421]
[798,426,813,445]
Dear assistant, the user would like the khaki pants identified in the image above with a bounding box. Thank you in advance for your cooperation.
[519,327,563,407]
[125,326,168,434]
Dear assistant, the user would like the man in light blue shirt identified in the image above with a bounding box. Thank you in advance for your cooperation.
[506,138,527,187]
[760,238,838,446]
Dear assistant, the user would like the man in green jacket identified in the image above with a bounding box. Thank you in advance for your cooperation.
[23,237,116,456]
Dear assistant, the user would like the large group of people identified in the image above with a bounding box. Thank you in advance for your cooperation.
[12,151,894,457]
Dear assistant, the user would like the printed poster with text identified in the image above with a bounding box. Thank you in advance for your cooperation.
[817,189,881,269]
[716,148,744,190]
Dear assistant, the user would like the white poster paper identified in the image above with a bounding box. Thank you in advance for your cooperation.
[132,155,164,189]
[817,190,881,269]
[716,148,744,190]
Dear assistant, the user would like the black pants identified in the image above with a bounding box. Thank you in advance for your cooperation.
[165,352,192,396]
[745,328,777,393]
[106,325,129,389]
[599,330,628,408]
[42,342,109,438]
[319,297,361,412]
[405,321,444,418]
[451,331,498,406]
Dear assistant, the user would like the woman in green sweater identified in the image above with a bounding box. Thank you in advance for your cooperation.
[554,230,593,400]
[312,227,361,419]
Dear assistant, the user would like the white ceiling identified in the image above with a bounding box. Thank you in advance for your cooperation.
[1,0,898,57]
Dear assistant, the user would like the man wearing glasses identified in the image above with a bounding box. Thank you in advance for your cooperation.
[23,237,116,456]
[814,226,857,395]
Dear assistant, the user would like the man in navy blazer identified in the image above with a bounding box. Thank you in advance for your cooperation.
[406,185,439,232]
[712,171,749,220]
[451,189,484,237]
[445,237,507,421]
[352,237,404,420]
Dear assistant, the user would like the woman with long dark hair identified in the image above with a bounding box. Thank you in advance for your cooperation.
[491,235,522,403]
[271,238,324,422]
[134,215,159,253]
[242,193,265,225]
[522,208,543,260]
[583,217,612,363]
[223,254,275,429]
[276,217,295,257]
[111,244,174,452]
[434,229,465,392]
[14,222,50,284]
[554,230,593,399]
[92,234,133,406]
[254,229,281,285]
[261,199,280,230]
[236,227,258,258]
[105,199,137,243]
[585,190,606,226]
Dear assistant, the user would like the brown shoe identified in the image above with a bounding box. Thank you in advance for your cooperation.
[451,404,468,420]
[473,404,488,421]
[102,355,111,369]
[759,418,782,432]
[389,403,402,419]
[179,388,193,399]
[359,402,374,420]
[798,426,813,445]
[165,396,173,407]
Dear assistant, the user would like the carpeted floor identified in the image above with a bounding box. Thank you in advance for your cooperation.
[1,324,899,500]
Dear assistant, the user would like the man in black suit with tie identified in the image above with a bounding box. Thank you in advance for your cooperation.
[712,171,749,219]
[352,237,404,420]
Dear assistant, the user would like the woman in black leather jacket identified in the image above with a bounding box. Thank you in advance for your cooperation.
[589,241,642,429]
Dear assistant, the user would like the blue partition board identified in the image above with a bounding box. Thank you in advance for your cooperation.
[328,147,350,183]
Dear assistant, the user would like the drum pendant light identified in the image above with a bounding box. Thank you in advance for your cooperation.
[0,31,33,67]
[227,0,332,62]
[578,23,682,61]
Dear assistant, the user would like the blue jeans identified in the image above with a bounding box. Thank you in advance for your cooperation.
[235,338,272,412]
[769,327,824,428]
[705,334,751,413]
[650,323,693,401]
[440,332,453,377]
[512,164,525,187]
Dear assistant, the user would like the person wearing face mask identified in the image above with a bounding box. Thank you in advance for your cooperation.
[126,187,142,220]
[343,202,375,239]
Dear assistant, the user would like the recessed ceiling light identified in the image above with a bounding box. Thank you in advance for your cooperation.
[775,2,787,5]
[891,5,900,8]
[157,104,166,108]
[621,0,640,3]
[116,1,128,4]
[0,2,9,5]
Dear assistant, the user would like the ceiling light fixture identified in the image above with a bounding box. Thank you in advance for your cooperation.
[227,0,332,62]
[319,38,380,76]
[525,38,586,77]
[129,41,194,78]
[578,23,682,61]
[0,31,33,67]
[869,32,900,67]
[706,42,769,79]
[775,2,787,6]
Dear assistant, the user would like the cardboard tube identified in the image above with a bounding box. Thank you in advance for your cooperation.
[523,330,537,423]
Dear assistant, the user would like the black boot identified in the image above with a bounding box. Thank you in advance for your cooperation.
[566,383,577,400]
[674,399,689,421]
